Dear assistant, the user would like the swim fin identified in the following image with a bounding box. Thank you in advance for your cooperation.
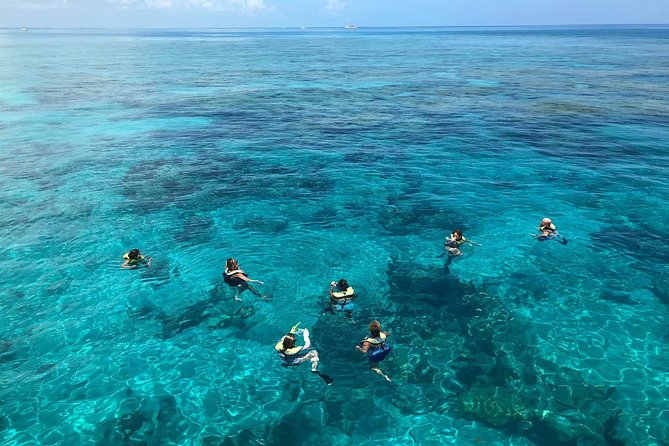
[313,371,334,385]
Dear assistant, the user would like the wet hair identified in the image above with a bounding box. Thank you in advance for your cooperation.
[282,333,296,350]
[226,258,238,270]
[369,320,382,337]
[453,229,463,237]
[128,249,141,260]
[336,279,349,289]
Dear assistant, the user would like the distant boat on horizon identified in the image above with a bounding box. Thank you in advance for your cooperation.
[21,27,28,31]
[344,24,358,30]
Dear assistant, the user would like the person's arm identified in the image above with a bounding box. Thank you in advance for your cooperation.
[302,328,311,350]
[329,282,336,299]
[121,257,137,269]
[356,341,370,353]
[143,257,152,267]
[236,272,264,285]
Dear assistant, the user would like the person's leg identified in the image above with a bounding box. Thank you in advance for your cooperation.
[308,351,319,371]
[370,362,391,382]
[301,351,334,385]
[444,253,454,272]
[445,248,462,272]
[234,284,245,301]
[294,351,319,371]
[343,302,354,321]
[556,233,568,245]
[245,282,262,297]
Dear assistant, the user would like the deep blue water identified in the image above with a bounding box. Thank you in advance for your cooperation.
[1,26,668,445]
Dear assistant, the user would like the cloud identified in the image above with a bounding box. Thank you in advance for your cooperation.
[6,0,71,10]
[324,0,345,13]
[108,0,270,13]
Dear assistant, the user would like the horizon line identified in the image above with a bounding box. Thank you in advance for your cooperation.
[3,23,669,31]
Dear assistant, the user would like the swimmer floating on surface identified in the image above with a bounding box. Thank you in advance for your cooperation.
[121,248,152,269]
[532,218,568,245]
[328,278,356,319]
[275,322,334,385]
[443,229,480,272]
[223,258,267,302]
[356,320,392,382]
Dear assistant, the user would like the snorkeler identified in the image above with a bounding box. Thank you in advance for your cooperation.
[356,320,392,382]
[443,229,480,272]
[532,218,568,245]
[121,249,152,269]
[328,279,356,318]
[275,323,334,385]
[223,258,265,302]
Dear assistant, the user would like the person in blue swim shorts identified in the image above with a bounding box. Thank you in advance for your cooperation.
[328,278,356,319]
[356,320,392,382]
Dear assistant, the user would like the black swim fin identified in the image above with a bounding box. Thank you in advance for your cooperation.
[560,238,568,245]
[313,371,334,385]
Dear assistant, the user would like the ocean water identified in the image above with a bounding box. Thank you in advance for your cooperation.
[1,25,668,445]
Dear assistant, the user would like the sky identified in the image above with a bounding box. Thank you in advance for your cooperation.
[1,0,668,28]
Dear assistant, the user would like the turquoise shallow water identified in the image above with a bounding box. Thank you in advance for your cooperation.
[1,26,669,445]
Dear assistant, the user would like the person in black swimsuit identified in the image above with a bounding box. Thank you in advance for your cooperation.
[223,258,264,301]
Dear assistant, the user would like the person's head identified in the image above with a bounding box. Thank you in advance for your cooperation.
[128,249,141,260]
[282,333,296,350]
[453,229,463,239]
[336,279,349,290]
[226,258,238,270]
[541,218,552,226]
[369,320,382,337]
